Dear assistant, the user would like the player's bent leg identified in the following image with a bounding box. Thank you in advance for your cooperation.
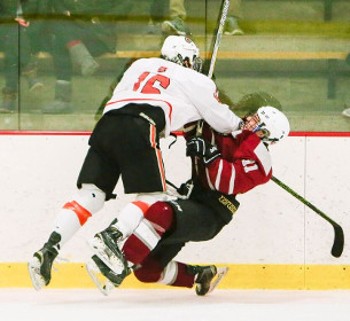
[56,184,106,243]
[112,192,173,238]
[134,258,228,296]
[123,201,174,264]
[29,184,106,290]
[135,259,197,289]
[89,194,172,273]
[133,256,164,283]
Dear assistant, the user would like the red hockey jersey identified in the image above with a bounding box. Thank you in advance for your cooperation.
[194,123,272,195]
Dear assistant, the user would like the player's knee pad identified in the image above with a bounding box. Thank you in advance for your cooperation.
[74,184,105,214]
[144,201,174,232]
[134,257,163,283]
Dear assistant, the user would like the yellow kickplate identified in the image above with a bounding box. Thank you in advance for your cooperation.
[2,263,350,290]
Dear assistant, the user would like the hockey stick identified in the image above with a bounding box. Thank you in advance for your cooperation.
[195,0,231,138]
[271,176,344,258]
[208,0,231,78]
[166,179,179,190]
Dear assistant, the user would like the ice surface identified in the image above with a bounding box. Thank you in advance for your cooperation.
[1,289,350,321]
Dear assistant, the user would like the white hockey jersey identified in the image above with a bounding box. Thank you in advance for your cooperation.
[103,57,242,136]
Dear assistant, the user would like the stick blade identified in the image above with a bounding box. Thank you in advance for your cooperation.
[331,224,344,258]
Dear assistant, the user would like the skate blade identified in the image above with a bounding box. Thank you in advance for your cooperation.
[207,267,229,294]
[27,257,46,291]
[88,237,125,275]
[86,258,115,296]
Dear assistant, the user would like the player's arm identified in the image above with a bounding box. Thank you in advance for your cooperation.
[186,135,271,195]
[205,155,270,195]
[185,76,242,133]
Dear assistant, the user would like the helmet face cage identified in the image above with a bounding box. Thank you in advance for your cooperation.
[192,56,203,72]
[256,106,290,145]
[241,113,271,140]
[161,35,202,71]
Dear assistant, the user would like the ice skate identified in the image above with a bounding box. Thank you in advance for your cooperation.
[88,224,128,275]
[28,232,61,290]
[86,255,131,296]
[28,246,58,290]
[194,265,229,296]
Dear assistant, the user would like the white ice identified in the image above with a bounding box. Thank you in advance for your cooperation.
[1,289,350,321]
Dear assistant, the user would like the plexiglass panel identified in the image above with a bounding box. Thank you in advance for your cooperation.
[0,0,349,131]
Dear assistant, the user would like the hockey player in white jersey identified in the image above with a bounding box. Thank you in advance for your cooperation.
[28,35,243,290]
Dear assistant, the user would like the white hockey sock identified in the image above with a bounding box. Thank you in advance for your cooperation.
[113,202,148,238]
[53,208,81,245]
[158,261,178,285]
[114,193,172,238]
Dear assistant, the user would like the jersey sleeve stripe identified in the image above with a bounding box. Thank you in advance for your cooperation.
[214,160,224,191]
[228,165,236,195]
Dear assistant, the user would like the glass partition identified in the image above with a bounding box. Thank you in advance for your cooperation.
[0,0,349,132]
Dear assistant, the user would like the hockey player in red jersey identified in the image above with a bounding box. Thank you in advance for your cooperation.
[87,106,290,296]
[28,35,244,290]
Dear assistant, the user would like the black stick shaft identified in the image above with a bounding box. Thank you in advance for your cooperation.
[271,175,344,258]
[272,176,332,223]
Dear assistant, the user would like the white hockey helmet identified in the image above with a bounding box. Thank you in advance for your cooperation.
[256,106,290,144]
[161,35,202,71]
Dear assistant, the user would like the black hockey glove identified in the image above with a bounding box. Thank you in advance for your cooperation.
[177,179,194,198]
[186,137,221,165]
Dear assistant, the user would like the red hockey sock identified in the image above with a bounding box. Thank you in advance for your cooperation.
[122,202,174,264]
[168,262,195,288]
[134,259,195,289]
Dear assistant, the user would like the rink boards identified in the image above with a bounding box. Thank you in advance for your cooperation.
[0,132,349,289]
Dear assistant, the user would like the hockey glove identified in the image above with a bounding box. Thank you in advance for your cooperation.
[177,179,194,199]
[186,137,221,165]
